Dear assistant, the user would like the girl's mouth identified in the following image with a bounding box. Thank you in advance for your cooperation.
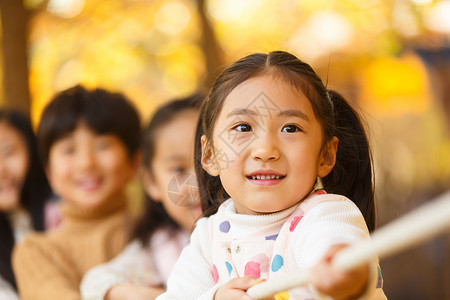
[247,174,285,180]
[246,171,286,186]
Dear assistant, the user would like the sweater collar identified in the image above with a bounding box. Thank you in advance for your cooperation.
[219,199,299,238]
[218,188,326,238]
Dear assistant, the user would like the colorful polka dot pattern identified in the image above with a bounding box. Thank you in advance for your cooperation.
[265,234,278,241]
[376,266,383,288]
[289,208,304,232]
[214,193,326,292]
[289,216,302,232]
[271,254,284,272]
[244,254,270,278]
[219,221,230,233]
[274,291,290,300]
[212,264,219,283]
[225,261,233,275]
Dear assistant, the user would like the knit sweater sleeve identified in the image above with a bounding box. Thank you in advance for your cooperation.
[291,196,385,299]
[80,239,161,300]
[12,234,80,300]
[292,198,370,268]
[156,217,219,300]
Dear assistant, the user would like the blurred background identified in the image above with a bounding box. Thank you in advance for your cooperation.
[0,0,449,298]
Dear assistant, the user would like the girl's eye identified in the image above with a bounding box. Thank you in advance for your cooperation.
[282,124,301,133]
[62,145,75,155]
[1,147,15,157]
[173,166,186,174]
[232,123,252,132]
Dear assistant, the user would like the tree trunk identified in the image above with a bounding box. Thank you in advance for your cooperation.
[0,0,31,115]
[415,48,450,133]
[196,0,225,87]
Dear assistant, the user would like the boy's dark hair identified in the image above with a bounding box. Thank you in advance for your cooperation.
[195,51,376,231]
[0,109,52,290]
[132,92,205,244]
[37,85,141,165]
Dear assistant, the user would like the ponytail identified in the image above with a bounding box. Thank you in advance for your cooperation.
[322,90,376,231]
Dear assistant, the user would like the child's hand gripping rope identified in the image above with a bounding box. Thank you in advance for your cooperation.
[247,191,450,299]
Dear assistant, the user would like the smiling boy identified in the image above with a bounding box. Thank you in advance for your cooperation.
[12,85,141,300]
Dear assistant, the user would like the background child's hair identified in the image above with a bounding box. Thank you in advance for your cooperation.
[0,109,52,289]
[132,92,205,244]
[195,51,375,231]
[37,85,141,165]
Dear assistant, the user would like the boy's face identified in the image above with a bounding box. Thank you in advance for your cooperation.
[46,121,137,210]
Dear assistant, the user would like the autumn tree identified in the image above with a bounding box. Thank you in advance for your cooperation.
[0,0,31,115]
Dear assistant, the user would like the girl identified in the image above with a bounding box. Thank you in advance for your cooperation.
[81,93,205,300]
[156,51,387,299]
[0,110,52,300]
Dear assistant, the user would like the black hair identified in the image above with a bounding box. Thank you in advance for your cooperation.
[0,109,52,290]
[194,104,230,218]
[132,92,205,244]
[37,85,141,165]
[194,51,376,231]
[323,90,375,230]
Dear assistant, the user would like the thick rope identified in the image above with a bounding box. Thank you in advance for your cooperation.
[247,191,450,299]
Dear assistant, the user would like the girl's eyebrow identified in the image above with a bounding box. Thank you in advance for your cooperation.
[227,108,309,121]
[165,154,187,162]
[226,108,258,118]
[278,109,309,121]
[0,140,14,147]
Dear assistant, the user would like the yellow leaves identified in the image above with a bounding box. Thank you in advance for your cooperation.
[155,1,191,35]
[156,43,205,97]
[359,52,431,116]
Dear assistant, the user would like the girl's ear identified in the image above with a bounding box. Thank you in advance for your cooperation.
[201,135,220,177]
[318,136,338,178]
[142,167,162,202]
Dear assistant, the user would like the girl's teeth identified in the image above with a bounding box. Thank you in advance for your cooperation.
[251,175,282,180]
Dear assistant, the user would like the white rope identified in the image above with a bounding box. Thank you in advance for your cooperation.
[247,191,450,299]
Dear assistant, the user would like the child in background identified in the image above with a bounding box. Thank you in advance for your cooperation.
[0,110,53,300]
[157,51,387,299]
[80,93,204,300]
[12,85,141,300]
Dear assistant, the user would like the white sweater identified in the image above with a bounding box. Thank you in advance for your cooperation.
[157,192,387,299]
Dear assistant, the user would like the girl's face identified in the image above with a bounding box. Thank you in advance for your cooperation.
[46,121,138,210]
[143,110,202,233]
[202,75,337,215]
[0,122,30,212]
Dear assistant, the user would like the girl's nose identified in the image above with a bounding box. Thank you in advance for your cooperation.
[250,133,280,162]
